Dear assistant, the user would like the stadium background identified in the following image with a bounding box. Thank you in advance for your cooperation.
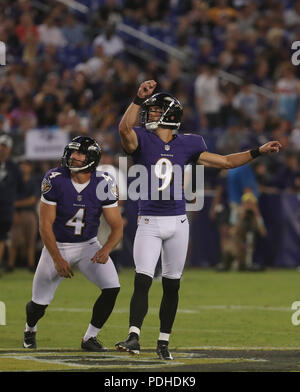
[1,0,300,270]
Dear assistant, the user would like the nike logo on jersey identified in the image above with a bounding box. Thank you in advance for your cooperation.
[181,219,186,223]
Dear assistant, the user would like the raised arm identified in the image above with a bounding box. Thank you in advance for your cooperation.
[197,141,282,169]
[119,80,157,154]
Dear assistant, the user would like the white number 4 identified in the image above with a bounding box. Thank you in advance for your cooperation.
[66,208,85,235]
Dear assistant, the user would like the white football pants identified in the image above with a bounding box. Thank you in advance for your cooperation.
[32,237,120,305]
[133,215,189,279]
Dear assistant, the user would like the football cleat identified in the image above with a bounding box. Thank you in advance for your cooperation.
[115,334,140,355]
[23,331,37,349]
[81,337,107,352]
[156,343,173,360]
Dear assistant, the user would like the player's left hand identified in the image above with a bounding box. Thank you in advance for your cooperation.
[259,141,282,154]
[91,246,111,264]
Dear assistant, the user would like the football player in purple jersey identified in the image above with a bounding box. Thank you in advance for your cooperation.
[23,136,123,351]
[115,80,282,360]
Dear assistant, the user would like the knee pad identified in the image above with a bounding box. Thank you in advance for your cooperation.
[134,273,152,293]
[162,277,180,295]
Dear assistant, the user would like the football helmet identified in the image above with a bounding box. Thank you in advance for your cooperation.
[140,92,183,131]
[62,136,102,172]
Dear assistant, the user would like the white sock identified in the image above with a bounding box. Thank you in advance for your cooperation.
[83,323,100,342]
[158,332,170,342]
[129,326,140,336]
[25,323,37,332]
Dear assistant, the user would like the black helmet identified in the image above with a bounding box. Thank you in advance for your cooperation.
[62,136,102,172]
[140,92,183,131]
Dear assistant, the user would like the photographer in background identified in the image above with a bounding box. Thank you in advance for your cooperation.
[234,192,267,271]
[226,161,266,271]
[0,133,23,271]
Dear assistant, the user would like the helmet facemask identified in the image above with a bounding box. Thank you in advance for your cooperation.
[141,93,183,131]
[62,138,101,173]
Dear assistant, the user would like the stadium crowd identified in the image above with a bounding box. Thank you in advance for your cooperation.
[0,0,300,271]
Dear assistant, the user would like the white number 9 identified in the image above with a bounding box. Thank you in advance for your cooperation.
[154,158,173,191]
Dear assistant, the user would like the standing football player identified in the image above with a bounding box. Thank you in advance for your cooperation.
[115,80,282,360]
[23,136,123,351]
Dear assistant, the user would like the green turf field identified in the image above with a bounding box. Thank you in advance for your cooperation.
[1,267,300,371]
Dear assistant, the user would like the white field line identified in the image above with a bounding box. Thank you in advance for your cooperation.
[50,305,293,313]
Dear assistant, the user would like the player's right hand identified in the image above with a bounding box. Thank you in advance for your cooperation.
[53,258,74,279]
[137,80,157,99]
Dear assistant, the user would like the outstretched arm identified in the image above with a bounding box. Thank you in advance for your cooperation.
[119,80,157,154]
[197,141,282,169]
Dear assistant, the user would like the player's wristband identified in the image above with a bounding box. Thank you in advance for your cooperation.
[133,95,146,106]
[250,148,261,159]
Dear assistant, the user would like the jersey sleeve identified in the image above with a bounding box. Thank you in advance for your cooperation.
[96,171,119,208]
[188,134,208,164]
[128,126,145,158]
[40,170,59,205]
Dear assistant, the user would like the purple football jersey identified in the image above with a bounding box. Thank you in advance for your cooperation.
[41,166,118,243]
[131,127,207,216]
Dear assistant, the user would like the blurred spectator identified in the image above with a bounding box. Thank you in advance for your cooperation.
[90,0,123,34]
[290,121,300,152]
[7,160,38,272]
[76,43,109,84]
[209,169,235,271]
[232,80,259,124]
[34,93,60,128]
[284,0,300,31]
[194,62,223,129]
[10,95,37,133]
[93,23,124,57]
[234,192,267,271]
[14,11,39,44]
[276,63,300,126]
[246,116,270,148]
[38,14,67,47]
[227,162,259,225]
[227,162,266,270]
[216,117,248,154]
[207,0,237,24]
[276,151,300,191]
[159,58,188,97]
[0,133,23,269]
[61,12,87,47]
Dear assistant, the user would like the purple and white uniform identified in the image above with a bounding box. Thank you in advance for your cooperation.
[32,166,120,305]
[130,127,207,279]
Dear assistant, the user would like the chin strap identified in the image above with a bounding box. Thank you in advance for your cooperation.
[68,160,95,172]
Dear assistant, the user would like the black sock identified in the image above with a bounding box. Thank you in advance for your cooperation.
[129,273,153,329]
[159,277,180,334]
[26,301,48,328]
[91,287,120,329]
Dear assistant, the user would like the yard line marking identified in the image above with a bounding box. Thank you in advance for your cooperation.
[50,305,292,314]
